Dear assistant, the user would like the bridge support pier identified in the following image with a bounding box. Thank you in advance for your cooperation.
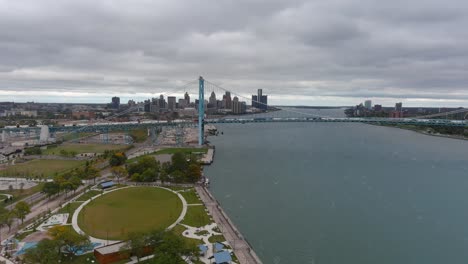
[198,76,205,146]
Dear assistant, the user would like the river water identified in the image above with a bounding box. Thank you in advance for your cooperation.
[204,109,468,264]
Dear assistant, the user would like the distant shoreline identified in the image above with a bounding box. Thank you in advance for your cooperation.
[377,124,468,141]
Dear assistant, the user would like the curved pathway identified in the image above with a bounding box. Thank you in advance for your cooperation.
[72,185,188,245]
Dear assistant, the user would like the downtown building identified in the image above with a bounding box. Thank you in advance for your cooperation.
[252,89,268,111]
[232,96,246,114]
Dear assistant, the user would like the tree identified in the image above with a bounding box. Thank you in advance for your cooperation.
[69,176,82,193]
[186,163,202,183]
[171,153,188,173]
[48,225,91,255]
[14,201,31,224]
[60,181,74,197]
[42,182,60,198]
[152,232,198,264]
[109,152,127,166]
[171,170,184,183]
[85,166,100,184]
[0,207,10,231]
[159,170,169,184]
[23,239,60,264]
[53,175,66,193]
[122,231,147,261]
[111,166,127,184]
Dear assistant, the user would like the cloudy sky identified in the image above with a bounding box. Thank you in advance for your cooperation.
[1,0,468,106]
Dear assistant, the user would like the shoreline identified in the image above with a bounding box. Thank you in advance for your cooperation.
[377,124,468,141]
[196,185,263,264]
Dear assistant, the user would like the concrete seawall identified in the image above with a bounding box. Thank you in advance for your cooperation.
[196,186,263,264]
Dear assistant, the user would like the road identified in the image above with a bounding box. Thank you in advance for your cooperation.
[0,185,88,243]
[195,186,263,264]
[5,192,45,211]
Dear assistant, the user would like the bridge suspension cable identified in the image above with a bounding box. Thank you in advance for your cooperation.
[204,80,329,118]
[412,108,468,119]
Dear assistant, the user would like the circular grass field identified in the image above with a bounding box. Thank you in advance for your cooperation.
[78,187,182,240]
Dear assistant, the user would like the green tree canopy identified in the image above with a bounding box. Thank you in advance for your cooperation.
[14,201,31,224]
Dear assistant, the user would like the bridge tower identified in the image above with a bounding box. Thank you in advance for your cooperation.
[198,76,205,145]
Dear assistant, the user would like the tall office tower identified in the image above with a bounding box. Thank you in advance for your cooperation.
[209,91,217,108]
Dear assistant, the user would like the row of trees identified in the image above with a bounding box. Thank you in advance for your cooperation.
[127,152,202,183]
[0,201,31,232]
[23,225,91,264]
[42,163,100,198]
[122,229,199,263]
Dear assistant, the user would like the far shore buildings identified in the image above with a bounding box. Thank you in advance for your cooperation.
[72,111,96,120]
[252,89,268,110]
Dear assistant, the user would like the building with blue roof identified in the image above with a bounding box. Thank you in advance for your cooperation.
[99,181,115,189]
[213,251,232,264]
[214,242,224,252]
[198,244,208,256]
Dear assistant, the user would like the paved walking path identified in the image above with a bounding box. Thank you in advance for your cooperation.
[195,186,263,264]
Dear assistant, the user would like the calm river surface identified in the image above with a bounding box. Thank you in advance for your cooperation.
[205,109,468,264]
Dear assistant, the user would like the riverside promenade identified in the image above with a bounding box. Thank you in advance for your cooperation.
[195,186,263,264]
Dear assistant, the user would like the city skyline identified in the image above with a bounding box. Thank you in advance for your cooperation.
[1,1,468,107]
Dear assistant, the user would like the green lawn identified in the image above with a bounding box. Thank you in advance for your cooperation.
[78,187,182,240]
[166,186,191,191]
[180,189,202,204]
[1,159,85,178]
[181,206,212,228]
[129,129,148,143]
[58,202,83,223]
[126,147,208,164]
[60,132,95,142]
[1,182,44,204]
[74,190,102,202]
[43,143,126,156]
[208,234,226,243]
[154,147,208,155]
[171,224,203,248]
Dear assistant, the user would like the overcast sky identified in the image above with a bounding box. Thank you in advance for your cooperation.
[1,0,468,107]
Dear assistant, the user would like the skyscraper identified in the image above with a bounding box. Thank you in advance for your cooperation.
[252,89,268,110]
[209,91,217,108]
[395,102,402,112]
[111,96,120,109]
[167,96,176,110]
[225,91,232,109]
[364,100,372,109]
[252,95,258,108]
[158,95,167,110]
[232,96,246,114]
[184,92,190,105]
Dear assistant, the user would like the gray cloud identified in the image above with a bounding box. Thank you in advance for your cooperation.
[1,0,468,106]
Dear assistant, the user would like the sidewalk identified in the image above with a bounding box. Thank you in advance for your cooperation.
[195,186,263,264]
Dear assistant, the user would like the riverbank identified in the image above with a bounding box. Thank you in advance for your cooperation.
[377,123,468,141]
[195,186,263,264]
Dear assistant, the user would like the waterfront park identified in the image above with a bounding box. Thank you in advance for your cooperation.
[0,127,237,264]
[78,187,183,240]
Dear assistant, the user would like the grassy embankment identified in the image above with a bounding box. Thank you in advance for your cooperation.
[1,159,85,179]
[127,147,208,164]
[43,143,127,156]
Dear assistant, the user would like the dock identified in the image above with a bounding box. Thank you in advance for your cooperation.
[200,148,215,165]
[195,186,263,264]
